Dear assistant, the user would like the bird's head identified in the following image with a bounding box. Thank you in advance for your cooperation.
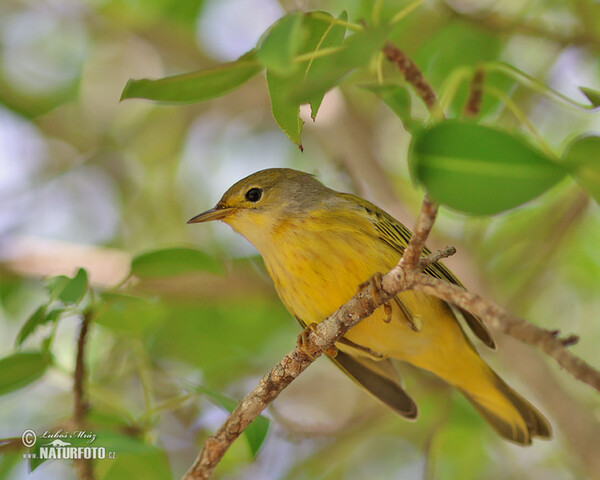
[187,168,330,248]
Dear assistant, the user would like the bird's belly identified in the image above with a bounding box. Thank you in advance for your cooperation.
[263,237,477,380]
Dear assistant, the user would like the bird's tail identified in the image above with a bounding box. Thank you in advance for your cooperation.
[458,369,552,445]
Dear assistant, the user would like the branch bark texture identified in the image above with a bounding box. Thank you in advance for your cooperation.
[382,41,437,110]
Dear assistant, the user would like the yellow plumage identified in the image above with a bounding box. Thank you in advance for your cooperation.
[188,168,551,445]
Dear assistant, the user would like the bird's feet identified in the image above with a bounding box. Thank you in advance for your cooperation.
[357,272,394,322]
[296,323,338,360]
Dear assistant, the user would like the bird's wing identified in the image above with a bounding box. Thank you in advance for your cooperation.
[345,194,496,350]
[332,351,418,419]
[294,315,418,419]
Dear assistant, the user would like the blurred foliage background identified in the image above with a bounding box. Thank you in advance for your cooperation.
[0,0,599,479]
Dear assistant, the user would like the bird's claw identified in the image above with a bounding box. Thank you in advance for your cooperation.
[296,323,338,359]
[357,272,394,325]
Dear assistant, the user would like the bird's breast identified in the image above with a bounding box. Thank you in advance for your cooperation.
[260,218,393,325]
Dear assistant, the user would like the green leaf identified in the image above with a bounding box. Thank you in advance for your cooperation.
[0,351,50,396]
[57,268,88,305]
[264,11,347,146]
[409,120,567,215]
[131,247,223,278]
[121,51,262,104]
[415,21,502,88]
[15,307,62,347]
[563,135,600,204]
[0,450,21,477]
[288,24,390,105]
[256,13,304,75]
[195,385,269,459]
[93,293,167,336]
[15,306,45,348]
[266,70,304,147]
[580,87,600,108]
[303,11,348,119]
[46,275,70,300]
[29,442,45,472]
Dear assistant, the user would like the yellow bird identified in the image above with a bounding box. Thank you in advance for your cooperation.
[188,168,551,445]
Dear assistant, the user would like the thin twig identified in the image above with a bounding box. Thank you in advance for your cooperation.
[419,245,456,270]
[74,316,90,422]
[463,68,485,117]
[73,313,94,480]
[398,195,439,270]
[382,41,437,111]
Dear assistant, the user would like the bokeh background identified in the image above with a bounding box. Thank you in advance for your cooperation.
[0,0,599,479]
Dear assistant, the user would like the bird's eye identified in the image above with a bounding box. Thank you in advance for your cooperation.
[245,187,262,203]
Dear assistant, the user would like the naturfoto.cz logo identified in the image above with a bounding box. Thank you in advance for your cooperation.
[21,429,116,460]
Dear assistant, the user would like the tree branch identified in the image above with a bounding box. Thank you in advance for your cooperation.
[73,314,94,480]
[410,274,600,390]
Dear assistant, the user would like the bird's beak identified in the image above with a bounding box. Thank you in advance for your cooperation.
[187,205,235,224]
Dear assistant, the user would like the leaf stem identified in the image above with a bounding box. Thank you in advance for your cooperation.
[308,12,363,32]
[390,0,423,25]
[372,0,384,25]
[133,339,154,420]
[485,62,596,111]
[484,85,557,159]
[303,21,336,80]
[294,46,344,64]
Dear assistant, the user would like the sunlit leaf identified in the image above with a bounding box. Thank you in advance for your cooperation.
[45,275,70,300]
[15,307,62,347]
[288,25,390,105]
[131,247,223,277]
[266,70,303,147]
[563,135,600,204]
[0,351,50,396]
[303,11,348,119]
[15,306,45,348]
[264,11,346,146]
[57,268,88,305]
[256,13,304,75]
[580,87,600,108]
[195,385,269,459]
[409,120,567,215]
[121,51,262,104]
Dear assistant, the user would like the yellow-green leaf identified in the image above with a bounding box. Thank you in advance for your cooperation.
[256,13,304,75]
[563,135,600,204]
[121,51,261,104]
[410,120,567,215]
[0,351,50,396]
